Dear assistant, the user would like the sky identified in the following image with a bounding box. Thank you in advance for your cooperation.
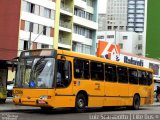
[98,0,107,13]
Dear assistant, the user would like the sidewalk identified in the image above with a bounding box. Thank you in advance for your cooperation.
[152,102,160,106]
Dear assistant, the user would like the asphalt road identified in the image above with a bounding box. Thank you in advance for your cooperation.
[0,98,160,120]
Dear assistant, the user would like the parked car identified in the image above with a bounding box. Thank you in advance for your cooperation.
[7,81,14,97]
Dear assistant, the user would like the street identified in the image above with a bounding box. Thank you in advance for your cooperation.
[0,98,160,120]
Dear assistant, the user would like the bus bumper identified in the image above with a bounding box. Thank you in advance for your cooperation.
[13,97,54,107]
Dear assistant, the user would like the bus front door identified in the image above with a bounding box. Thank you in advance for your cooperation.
[54,56,74,107]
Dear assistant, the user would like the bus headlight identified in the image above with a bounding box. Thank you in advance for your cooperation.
[39,95,51,100]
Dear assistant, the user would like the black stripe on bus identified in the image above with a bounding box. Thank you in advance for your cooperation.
[55,94,148,99]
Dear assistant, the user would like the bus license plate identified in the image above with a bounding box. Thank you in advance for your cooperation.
[38,100,46,104]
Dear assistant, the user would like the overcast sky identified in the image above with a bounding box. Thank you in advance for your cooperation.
[98,0,107,13]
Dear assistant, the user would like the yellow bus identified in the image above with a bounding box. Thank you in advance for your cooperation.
[13,49,154,112]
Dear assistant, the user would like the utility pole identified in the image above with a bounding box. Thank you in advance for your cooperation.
[28,31,32,50]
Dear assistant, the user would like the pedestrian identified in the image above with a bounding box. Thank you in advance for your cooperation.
[155,86,160,102]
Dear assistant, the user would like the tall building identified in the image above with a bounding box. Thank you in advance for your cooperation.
[0,0,98,79]
[99,0,128,31]
[146,0,160,58]
[127,0,146,33]
[0,0,98,57]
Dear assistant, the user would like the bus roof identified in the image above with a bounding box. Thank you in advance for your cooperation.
[57,49,153,73]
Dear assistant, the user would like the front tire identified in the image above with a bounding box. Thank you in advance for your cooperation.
[75,94,86,112]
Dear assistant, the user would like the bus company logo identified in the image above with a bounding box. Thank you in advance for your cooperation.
[97,41,120,61]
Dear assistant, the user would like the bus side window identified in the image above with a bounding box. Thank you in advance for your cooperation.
[138,70,147,85]
[90,61,104,81]
[74,58,90,79]
[105,64,117,82]
[146,72,153,86]
[129,69,138,84]
[57,60,72,88]
[117,66,128,83]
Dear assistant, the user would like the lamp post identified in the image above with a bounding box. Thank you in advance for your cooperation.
[115,28,117,44]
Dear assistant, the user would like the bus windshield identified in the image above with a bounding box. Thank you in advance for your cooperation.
[15,57,55,88]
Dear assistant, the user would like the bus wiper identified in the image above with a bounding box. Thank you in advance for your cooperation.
[34,56,46,68]
[30,56,46,83]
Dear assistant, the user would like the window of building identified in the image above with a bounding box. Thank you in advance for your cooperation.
[139,35,143,40]
[72,42,82,53]
[138,44,142,50]
[97,36,104,39]
[108,26,112,30]
[119,43,123,49]
[43,26,47,35]
[74,25,85,36]
[87,0,94,7]
[107,35,114,39]
[74,59,90,79]
[120,26,124,30]
[24,21,33,32]
[30,3,35,13]
[41,44,49,48]
[105,64,117,82]
[82,44,91,54]
[51,10,55,20]
[72,42,76,52]
[26,2,35,13]
[85,29,92,39]
[74,8,93,21]
[129,69,138,84]
[123,36,128,40]
[117,66,128,83]
[114,26,118,30]
[29,22,34,32]
[24,41,29,50]
[90,61,104,81]
[44,8,51,18]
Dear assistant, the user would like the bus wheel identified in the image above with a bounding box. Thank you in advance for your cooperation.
[132,95,140,110]
[75,94,86,113]
[40,107,53,111]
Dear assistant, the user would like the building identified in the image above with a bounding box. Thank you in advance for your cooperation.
[97,31,143,55]
[98,0,128,31]
[98,14,107,31]
[20,0,98,55]
[127,0,146,33]
[98,0,147,33]
[69,0,98,55]
[146,0,160,59]
[0,0,98,80]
